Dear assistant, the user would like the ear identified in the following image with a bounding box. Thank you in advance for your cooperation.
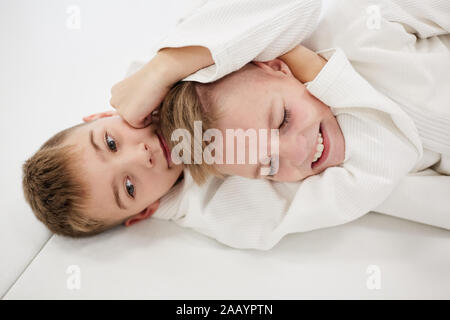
[123,200,160,227]
[82,110,118,123]
[252,59,293,77]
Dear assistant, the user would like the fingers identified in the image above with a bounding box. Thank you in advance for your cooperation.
[103,110,117,117]
[131,114,152,129]
[82,110,117,123]
[82,114,100,122]
[143,115,152,127]
[109,69,167,128]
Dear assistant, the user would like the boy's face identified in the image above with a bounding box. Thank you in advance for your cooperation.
[65,115,183,226]
[208,60,345,182]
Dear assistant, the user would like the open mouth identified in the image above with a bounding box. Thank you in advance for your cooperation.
[156,131,172,168]
[311,123,329,170]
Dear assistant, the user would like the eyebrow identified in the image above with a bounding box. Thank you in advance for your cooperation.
[89,130,126,210]
[112,180,127,210]
[89,130,101,153]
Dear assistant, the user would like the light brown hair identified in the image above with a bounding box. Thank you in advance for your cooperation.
[22,123,115,237]
[159,81,224,184]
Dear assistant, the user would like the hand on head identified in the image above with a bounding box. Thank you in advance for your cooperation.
[109,64,170,128]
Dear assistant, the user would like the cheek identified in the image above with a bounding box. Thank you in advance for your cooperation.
[290,92,326,125]
[278,132,309,167]
[292,103,313,125]
[139,170,178,203]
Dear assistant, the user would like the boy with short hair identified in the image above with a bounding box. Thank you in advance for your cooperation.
[22,116,183,237]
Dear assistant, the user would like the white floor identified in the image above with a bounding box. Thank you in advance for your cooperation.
[4,214,450,299]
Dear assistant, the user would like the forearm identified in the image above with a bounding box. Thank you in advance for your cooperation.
[148,46,214,85]
[109,45,213,128]
[279,45,327,83]
[155,0,321,83]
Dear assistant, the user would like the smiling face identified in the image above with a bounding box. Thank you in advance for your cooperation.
[64,115,183,226]
[199,60,345,182]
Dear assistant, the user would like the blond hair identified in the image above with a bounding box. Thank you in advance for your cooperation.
[22,124,114,237]
[159,81,225,184]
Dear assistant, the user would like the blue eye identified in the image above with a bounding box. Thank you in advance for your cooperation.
[105,132,117,152]
[125,178,135,198]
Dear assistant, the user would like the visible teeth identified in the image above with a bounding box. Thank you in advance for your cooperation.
[312,132,324,163]
[312,149,323,163]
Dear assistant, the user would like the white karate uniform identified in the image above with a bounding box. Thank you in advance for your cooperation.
[148,0,449,249]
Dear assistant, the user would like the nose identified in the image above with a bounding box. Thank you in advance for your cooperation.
[278,133,309,167]
[135,142,154,169]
